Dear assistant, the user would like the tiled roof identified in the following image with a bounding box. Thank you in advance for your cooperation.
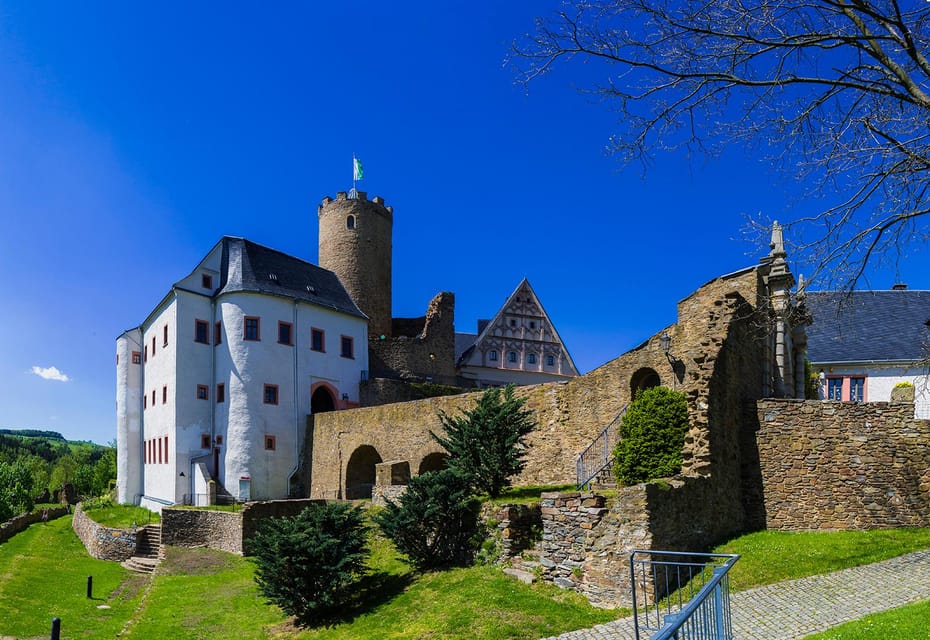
[806,290,930,363]
[455,332,478,363]
[211,237,366,319]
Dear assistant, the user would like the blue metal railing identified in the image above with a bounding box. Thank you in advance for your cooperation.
[630,550,740,640]
[575,405,628,489]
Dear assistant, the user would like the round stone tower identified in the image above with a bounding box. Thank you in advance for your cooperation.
[318,191,393,338]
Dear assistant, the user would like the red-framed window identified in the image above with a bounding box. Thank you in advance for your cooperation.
[195,320,210,344]
[278,321,293,346]
[202,273,213,289]
[152,389,156,406]
[162,385,168,404]
[340,335,354,359]
[163,324,168,347]
[311,328,325,352]
[244,316,260,341]
[143,395,147,409]
[264,435,276,451]
[201,434,211,449]
[132,351,141,365]
[144,345,148,362]
[214,322,222,345]
[216,383,225,403]
[263,384,279,405]
[152,336,156,356]
[197,384,209,400]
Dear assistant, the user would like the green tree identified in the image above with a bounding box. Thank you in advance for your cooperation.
[0,461,35,521]
[250,503,368,626]
[431,385,536,498]
[375,469,480,571]
[613,387,690,485]
[92,447,117,497]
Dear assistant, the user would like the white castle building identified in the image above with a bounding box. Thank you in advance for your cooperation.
[116,236,368,510]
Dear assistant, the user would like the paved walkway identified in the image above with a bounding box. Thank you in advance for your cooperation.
[542,549,930,640]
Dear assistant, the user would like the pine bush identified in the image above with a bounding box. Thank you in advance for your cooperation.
[374,468,480,571]
[251,502,368,626]
[431,385,536,498]
[613,387,690,485]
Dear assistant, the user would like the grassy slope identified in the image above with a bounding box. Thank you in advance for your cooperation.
[712,528,930,591]
[804,599,930,639]
[0,516,142,638]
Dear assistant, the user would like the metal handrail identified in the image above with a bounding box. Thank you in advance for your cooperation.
[575,404,628,489]
[630,550,740,640]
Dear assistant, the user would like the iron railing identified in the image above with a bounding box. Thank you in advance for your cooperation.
[575,405,628,489]
[631,550,740,640]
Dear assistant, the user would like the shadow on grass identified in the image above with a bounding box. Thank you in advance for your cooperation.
[310,570,414,628]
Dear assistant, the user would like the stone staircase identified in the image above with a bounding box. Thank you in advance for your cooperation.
[121,524,163,574]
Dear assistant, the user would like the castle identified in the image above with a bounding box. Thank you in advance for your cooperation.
[116,191,577,509]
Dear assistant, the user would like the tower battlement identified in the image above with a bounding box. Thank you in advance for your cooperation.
[319,192,394,217]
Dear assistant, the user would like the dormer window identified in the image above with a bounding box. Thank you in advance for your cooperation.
[202,273,213,289]
[346,215,356,230]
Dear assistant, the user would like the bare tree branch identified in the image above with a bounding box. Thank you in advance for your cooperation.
[510,0,930,290]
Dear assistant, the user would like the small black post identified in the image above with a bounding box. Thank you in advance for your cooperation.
[86,575,93,599]
[50,617,61,640]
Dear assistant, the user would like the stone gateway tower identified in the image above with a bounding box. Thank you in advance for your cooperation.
[318,192,393,338]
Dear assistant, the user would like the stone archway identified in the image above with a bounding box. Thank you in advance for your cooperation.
[630,367,661,398]
[418,451,448,475]
[345,445,382,499]
[311,386,336,414]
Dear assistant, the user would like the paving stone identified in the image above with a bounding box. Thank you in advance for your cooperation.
[540,549,930,640]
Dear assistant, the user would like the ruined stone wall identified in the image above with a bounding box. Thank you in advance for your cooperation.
[71,504,137,561]
[752,399,930,530]
[368,292,457,383]
[0,507,68,544]
[312,266,768,511]
[359,378,466,407]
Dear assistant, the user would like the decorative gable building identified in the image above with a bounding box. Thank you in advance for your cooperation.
[116,237,368,509]
[455,279,579,387]
[806,287,930,418]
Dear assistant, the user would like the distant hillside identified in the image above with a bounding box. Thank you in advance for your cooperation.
[0,429,65,440]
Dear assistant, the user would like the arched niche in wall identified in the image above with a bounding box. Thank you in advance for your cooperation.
[311,386,336,414]
[418,451,448,475]
[345,445,382,500]
[630,367,661,398]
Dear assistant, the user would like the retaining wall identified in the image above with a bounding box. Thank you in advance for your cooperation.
[0,507,68,544]
[71,504,137,561]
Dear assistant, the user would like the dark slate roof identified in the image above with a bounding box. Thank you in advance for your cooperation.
[806,290,930,363]
[210,237,366,319]
[455,332,478,364]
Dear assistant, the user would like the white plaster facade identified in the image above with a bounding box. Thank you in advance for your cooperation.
[117,237,368,509]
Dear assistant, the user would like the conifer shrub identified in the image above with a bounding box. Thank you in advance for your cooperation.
[431,385,536,498]
[613,387,690,486]
[374,468,480,571]
[251,502,368,626]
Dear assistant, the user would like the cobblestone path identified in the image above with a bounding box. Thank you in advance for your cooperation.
[542,549,930,640]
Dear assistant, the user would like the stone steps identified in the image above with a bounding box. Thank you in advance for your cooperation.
[121,556,159,574]
[123,524,163,574]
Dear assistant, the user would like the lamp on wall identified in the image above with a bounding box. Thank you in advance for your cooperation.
[660,332,679,365]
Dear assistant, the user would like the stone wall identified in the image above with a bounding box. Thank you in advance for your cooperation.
[312,265,771,517]
[162,498,325,555]
[360,377,466,407]
[71,504,138,561]
[0,507,68,544]
[751,399,930,530]
[482,502,542,559]
[368,292,457,383]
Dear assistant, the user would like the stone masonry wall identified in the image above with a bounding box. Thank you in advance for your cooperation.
[0,507,68,544]
[71,504,137,561]
[752,399,930,530]
[162,498,324,555]
[367,292,457,384]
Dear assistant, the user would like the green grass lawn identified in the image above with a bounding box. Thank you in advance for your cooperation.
[0,515,143,638]
[712,528,930,591]
[2,511,928,639]
[803,599,930,639]
[81,499,161,528]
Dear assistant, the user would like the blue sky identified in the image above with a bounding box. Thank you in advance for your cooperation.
[0,2,921,445]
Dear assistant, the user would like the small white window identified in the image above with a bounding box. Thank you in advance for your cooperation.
[488,350,498,361]
[527,353,537,364]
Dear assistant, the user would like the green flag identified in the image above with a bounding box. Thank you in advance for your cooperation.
[353,157,364,181]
